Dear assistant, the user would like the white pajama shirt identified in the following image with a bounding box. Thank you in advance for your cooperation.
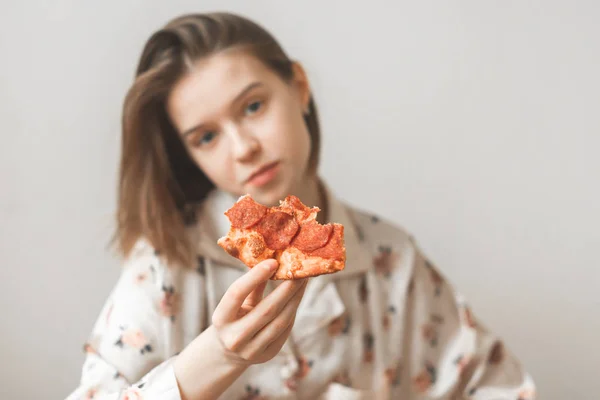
[67,184,535,400]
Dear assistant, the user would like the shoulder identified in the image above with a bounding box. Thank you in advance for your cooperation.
[341,202,430,281]
[113,238,202,306]
[345,205,454,296]
[84,239,199,382]
[119,239,173,283]
[344,203,416,250]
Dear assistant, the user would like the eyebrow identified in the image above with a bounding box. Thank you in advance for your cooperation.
[181,81,264,137]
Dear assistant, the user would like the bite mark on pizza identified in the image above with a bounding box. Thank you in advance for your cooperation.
[217,194,346,280]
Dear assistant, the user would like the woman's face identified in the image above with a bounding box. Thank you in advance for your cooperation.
[166,50,313,207]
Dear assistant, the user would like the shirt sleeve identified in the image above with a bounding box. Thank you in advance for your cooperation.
[64,241,183,400]
[402,240,536,400]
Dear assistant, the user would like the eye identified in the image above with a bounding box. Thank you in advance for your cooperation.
[245,100,263,116]
[192,131,218,147]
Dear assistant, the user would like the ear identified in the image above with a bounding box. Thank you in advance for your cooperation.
[291,61,311,114]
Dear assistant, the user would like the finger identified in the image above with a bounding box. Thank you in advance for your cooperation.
[238,278,307,337]
[243,279,307,358]
[223,279,306,353]
[213,259,278,325]
[243,281,268,309]
[238,281,268,318]
[240,304,297,362]
[263,321,294,357]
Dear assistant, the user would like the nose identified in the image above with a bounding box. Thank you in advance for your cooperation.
[228,123,260,163]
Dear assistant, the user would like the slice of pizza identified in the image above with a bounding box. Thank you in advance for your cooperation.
[217,194,346,280]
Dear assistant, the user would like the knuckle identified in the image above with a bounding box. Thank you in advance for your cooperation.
[211,313,224,328]
[227,286,243,302]
[242,347,258,362]
[273,321,287,333]
[222,332,242,352]
[261,304,276,319]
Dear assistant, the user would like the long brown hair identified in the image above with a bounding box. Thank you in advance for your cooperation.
[114,12,322,267]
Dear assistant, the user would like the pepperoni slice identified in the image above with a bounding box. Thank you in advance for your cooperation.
[256,211,299,250]
[307,224,345,260]
[225,195,268,229]
[292,220,334,251]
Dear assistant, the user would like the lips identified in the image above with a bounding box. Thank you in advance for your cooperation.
[245,161,280,187]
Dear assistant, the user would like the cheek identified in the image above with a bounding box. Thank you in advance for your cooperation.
[287,115,312,168]
[260,102,311,161]
[189,146,236,186]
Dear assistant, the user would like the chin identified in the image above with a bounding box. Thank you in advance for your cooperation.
[251,180,296,207]
[253,189,287,207]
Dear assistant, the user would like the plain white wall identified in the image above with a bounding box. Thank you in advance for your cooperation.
[1,1,598,399]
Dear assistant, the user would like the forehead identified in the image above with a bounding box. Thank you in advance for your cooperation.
[167,51,279,126]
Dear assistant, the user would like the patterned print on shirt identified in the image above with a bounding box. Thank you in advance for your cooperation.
[412,361,437,394]
[374,245,397,277]
[114,327,152,354]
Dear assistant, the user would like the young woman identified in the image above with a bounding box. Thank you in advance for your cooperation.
[67,12,535,400]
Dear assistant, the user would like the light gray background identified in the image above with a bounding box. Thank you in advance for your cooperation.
[1,1,598,399]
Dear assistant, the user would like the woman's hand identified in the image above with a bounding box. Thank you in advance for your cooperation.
[212,258,308,365]
[174,259,308,400]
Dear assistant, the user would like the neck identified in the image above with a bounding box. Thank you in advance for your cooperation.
[296,175,328,224]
